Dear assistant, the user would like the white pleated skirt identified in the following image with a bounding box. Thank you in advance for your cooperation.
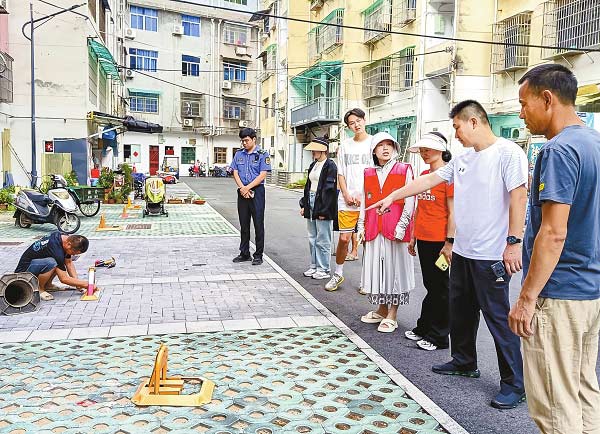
[361,234,415,305]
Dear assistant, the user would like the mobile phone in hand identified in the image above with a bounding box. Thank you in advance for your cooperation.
[248,190,255,198]
[435,254,449,271]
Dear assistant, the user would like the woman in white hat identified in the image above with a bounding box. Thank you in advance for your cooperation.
[357,132,415,333]
[404,132,455,351]
[299,136,338,280]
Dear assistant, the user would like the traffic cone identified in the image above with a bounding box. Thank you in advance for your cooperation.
[97,213,107,229]
[127,196,141,210]
[121,205,129,219]
[96,213,123,232]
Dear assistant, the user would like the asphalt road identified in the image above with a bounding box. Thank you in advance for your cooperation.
[185,176,593,434]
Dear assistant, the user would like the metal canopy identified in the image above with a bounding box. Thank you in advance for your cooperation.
[88,39,121,81]
[290,61,342,94]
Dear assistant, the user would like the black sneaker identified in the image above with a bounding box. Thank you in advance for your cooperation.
[432,361,481,378]
[491,390,526,409]
[251,257,263,266]
[233,254,251,263]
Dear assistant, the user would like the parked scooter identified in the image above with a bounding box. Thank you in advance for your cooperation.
[14,181,81,234]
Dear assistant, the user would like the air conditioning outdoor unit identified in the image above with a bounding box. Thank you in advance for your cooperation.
[172,24,184,35]
[183,118,194,127]
[511,127,529,141]
[125,28,136,39]
[222,80,232,90]
[125,69,135,79]
[235,46,247,56]
[200,128,212,135]
[239,120,250,128]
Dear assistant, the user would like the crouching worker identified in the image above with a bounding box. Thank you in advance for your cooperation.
[14,231,91,301]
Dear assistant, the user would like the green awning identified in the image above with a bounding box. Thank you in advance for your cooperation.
[362,0,384,15]
[290,61,342,94]
[127,88,162,96]
[88,39,121,81]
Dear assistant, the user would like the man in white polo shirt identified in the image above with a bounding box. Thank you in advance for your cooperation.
[368,100,529,409]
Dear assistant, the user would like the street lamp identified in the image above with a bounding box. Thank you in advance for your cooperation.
[21,2,86,188]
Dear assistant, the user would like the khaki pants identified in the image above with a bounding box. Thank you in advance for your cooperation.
[523,297,600,434]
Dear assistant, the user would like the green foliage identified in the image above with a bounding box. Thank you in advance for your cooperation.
[64,170,79,187]
[0,187,15,205]
[286,178,307,189]
[98,168,115,189]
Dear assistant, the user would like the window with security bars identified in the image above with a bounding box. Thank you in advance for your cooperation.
[0,53,13,103]
[214,147,227,164]
[492,12,532,73]
[363,0,392,44]
[223,23,248,46]
[181,93,204,118]
[317,9,344,54]
[542,0,600,59]
[391,48,415,91]
[393,0,417,26]
[223,98,247,120]
[362,59,391,99]
[181,147,196,164]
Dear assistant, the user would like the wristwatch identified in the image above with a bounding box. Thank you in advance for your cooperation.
[445,237,454,244]
[506,236,522,245]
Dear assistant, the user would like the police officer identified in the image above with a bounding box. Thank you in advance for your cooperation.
[230,128,272,265]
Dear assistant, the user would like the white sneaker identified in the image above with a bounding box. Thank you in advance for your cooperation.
[324,273,344,291]
[312,271,331,280]
[404,330,422,341]
[303,268,317,277]
[357,286,368,295]
[417,339,438,351]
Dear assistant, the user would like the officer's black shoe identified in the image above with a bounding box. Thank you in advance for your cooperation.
[233,254,252,263]
[252,257,263,266]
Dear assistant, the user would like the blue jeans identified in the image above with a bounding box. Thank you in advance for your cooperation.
[26,258,58,276]
[307,192,333,273]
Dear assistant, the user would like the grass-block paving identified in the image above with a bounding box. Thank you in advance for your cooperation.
[0,327,447,433]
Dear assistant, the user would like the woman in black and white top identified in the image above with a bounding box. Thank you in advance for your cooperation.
[299,136,338,280]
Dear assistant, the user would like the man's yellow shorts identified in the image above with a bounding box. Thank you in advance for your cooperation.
[338,211,359,233]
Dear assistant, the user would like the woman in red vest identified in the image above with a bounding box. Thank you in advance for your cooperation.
[358,132,415,333]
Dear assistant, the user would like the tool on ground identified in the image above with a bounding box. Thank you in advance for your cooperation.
[131,344,215,407]
[126,197,142,210]
[80,267,100,301]
[96,213,123,232]
[0,273,40,315]
[94,257,116,269]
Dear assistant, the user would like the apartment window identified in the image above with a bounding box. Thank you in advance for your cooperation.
[129,48,158,72]
[181,93,204,118]
[492,12,532,73]
[130,91,159,113]
[0,53,13,103]
[181,147,196,164]
[182,14,201,37]
[130,6,158,32]
[391,47,415,90]
[214,147,227,164]
[363,0,392,44]
[316,9,344,55]
[182,55,201,76]
[542,0,600,58]
[394,0,417,25]
[223,61,247,82]
[223,98,247,120]
[225,0,248,5]
[223,23,248,45]
[88,52,98,105]
[362,59,391,99]
[263,97,269,119]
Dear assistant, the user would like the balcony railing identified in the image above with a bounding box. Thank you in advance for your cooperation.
[290,97,341,127]
[364,0,392,44]
[308,9,344,62]
[362,59,391,98]
[393,0,417,25]
[492,12,532,73]
[542,0,600,59]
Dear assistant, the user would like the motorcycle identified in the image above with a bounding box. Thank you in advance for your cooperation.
[14,182,81,234]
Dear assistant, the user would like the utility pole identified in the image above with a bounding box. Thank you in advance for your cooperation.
[22,2,86,188]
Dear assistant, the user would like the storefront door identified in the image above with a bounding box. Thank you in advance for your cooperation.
[149,146,159,175]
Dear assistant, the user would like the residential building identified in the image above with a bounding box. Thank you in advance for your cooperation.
[490,0,600,142]
[3,0,126,187]
[122,0,260,176]
[1,2,13,185]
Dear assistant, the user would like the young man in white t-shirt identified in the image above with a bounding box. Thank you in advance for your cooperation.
[368,100,529,410]
[324,108,372,291]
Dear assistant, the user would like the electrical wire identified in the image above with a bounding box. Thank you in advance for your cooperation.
[165,0,600,54]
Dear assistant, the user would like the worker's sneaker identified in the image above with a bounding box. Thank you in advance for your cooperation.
[251,257,263,266]
[312,271,330,280]
[303,268,317,277]
[233,254,251,263]
[358,286,368,295]
[491,390,526,410]
[324,273,344,291]
[432,361,481,378]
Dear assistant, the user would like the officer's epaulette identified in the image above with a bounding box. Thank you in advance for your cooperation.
[257,149,267,154]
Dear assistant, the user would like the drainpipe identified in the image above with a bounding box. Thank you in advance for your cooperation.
[448,0,460,152]
[491,0,499,109]
[215,19,223,136]
[415,0,428,141]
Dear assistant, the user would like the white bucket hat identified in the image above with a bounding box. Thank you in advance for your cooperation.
[408,132,447,153]
[371,132,401,154]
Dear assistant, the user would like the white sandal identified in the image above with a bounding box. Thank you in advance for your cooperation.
[377,319,398,333]
[39,291,54,301]
[360,311,385,324]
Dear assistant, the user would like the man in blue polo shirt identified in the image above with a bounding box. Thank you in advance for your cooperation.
[230,128,272,265]
[509,64,600,433]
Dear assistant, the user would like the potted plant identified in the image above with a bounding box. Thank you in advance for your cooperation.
[0,187,14,210]
[98,168,115,200]
[185,193,195,204]
[107,190,118,204]
[193,196,205,205]
[64,170,79,187]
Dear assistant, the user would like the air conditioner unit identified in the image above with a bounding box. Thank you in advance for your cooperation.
[239,120,250,128]
[125,28,136,39]
[172,24,184,35]
[200,128,212,135]
[183,118,194,127]
[235,46,247,56]
[125,69,135,79]
[222,80,232,90]
[511,127,529,141]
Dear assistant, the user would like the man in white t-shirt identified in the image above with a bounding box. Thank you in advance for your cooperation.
[324,108,372,291]
[368,100,529,410]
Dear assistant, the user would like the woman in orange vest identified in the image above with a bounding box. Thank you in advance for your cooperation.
[358,132,415,333]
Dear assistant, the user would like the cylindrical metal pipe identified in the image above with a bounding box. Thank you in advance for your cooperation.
[4,281,34,308]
